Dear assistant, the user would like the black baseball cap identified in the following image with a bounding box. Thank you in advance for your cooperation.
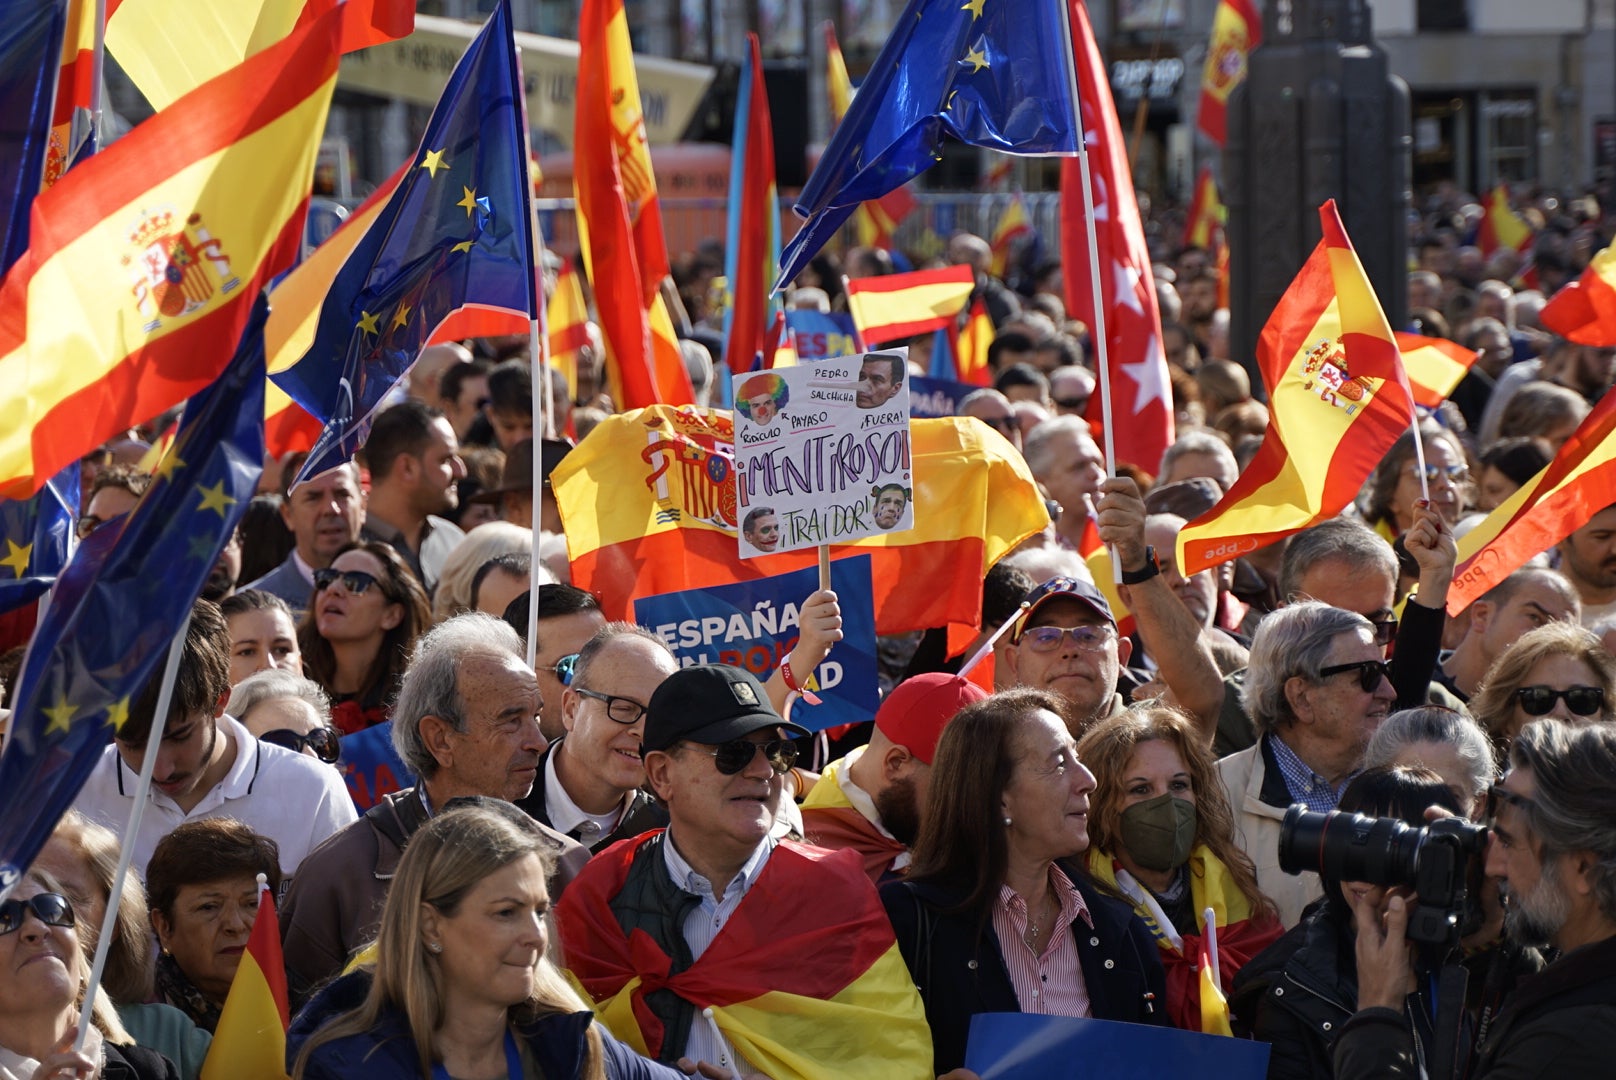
[641,664,810,754]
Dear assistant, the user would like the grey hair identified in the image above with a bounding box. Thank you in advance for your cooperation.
[1022,414,1095,479]
[569,622,675,689]
[1241,602,1374,734]
[1363,707,1495,798]
[1279,518,1398,604]
[1157,429,1237,482]
[1509,720,1616,922]
[392,612,525,777]
[226,668,332,725]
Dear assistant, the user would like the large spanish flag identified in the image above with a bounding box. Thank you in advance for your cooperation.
[1541,239,1616,347]
[556,407,1048,634]
[1177,202,1414,576]
[1446,388,1616,615]
[1477,184,1533,258]
[845,265,975,346]
[558,835,933,1079]
[1197,0,1261,146]
[1395,332,1479,409]
[200,881,290,1080]
[0,11,341,499]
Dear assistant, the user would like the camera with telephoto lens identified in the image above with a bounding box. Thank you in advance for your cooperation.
[1278,805,1490,946]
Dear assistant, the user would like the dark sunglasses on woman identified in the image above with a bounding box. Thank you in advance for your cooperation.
[0,892,75,936]
[1515,685,1604,717]
[260,726,343,764]
[689,738,799,776]
[313,568,381,595]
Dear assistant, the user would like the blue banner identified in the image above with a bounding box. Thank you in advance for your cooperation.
[338,721,414,813]
[785,310,861,361]
[964,1014,1270,1079]
[633,555,879,733]
[909,375,976,418]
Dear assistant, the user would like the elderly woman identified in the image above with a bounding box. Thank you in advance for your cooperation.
[1077,706,1282,1032]
[219,590,302,689]
[1362,706,1496,817]
[298,541,430,733]
[227,668,340,766]
[429,522,538,624]
[881,688,1167,1075]
[0,870,176,1079]
[145,819,282,1034]
[1469,621,1616,755]
[1362,423,1472,537]
[288,802,686,1080]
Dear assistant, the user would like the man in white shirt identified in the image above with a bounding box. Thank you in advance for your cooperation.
[73,599,356,878]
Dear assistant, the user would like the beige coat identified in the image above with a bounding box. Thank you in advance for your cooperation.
[1217,742,1322,928]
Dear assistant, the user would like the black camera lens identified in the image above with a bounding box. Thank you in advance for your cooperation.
[1278,806,1423,886]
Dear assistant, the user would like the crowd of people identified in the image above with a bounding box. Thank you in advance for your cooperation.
[2,177,1616,1080]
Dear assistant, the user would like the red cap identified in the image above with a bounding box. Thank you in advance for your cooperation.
[874,673,990,765]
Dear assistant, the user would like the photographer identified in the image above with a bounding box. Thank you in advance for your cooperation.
[1334,720,1616,1079]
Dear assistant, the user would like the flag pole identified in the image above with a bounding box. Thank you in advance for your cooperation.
[958,601,1031,677]
[516,41,549,669]
[89,0,107,149]
[75,615,191,1054]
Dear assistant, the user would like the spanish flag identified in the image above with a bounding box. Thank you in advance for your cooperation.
[200,881,291,1080]
[1477,184,1534,258]
[1395,332,1480,409]
[1541,240,1616,347]
[0,10,341,499]
[44,0,96,189]
[846,265,975,346]
[1197,0,1261,146]
[953,297,994,385]
[558,835,933,1079]
[722,34,781,377]
[556,407,1048,634]
[1183,167,1224,252]
[989,195,1031,278]
[1176,202,1414,577]
[822,21,916,252]
[575,0,694,408]
[548,261,591,398]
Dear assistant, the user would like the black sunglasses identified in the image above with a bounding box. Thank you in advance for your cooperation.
[546,653,580,686]
[313,568,381,595]
[1368,617,1398,648]
[1318,658,1393,693]
[1515,685,1604,717]
[689,738,799,776]
[260,726,342,764]
[573,687,647,725]
[0,892,75,936]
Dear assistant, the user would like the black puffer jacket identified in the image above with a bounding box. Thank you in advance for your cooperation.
[1231,905,1359,1080]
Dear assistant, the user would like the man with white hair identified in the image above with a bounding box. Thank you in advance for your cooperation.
[1022,415,1106,548]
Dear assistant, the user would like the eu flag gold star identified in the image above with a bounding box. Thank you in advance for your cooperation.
[106,697,131,733]
[457,186,479,216]
[153,450,187,483]
[44,698,76,735]
[195,480,237,518]
[451,239,475,254]
[964,46,989,72]
[0,539,31,577]
[358,310,381,336]
[962,0,986,17]
[393,303,412,329]
[420,148,449,178]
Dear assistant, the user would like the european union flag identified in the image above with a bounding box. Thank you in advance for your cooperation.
[0,296,266,898]
[776,0,1080,289]
[272,0,535,486]
[0,460,78,616]
[0,0,67,274]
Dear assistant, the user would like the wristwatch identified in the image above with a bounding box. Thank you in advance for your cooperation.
[1120,545,1161,585]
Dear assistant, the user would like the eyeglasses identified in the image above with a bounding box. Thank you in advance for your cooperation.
[1317,658,1393,693]
[1369,617,1398,647]
[688,738,799,776]
[574,687,647,725]
[1515,685,1604,717]
[1406,463,1470,485]
[259,726,342,764]
[546,653,580,686]
[313,568,381,595]
[1053,397,1090,411]
[1018,624,1117,653]
[1484,781,1536,826]
[0,892,75,937]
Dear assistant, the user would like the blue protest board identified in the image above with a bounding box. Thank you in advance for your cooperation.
[339,721,414,813]
[964,1013,1269,1079]
[633,555,879,733]
[785,310,861,361]
[909,374,976,418]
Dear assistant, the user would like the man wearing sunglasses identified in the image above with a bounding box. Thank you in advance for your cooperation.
[1335,720,1616,1080]
[557,664,934,1078]
[959,388,1024,453]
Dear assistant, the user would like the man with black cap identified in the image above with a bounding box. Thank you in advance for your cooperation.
[801,672,988,882]
[556,664,934,1079]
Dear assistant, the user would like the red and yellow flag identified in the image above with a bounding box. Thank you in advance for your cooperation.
[556,407,1048,634]
[43,0,96,188]
[824,21,916,250]
[989,196,1031,278]
[0,11,342,498]
[199,883,290,1080]
[1177,201,1414,576]
[1447,389,1616,615]
[721,34,780,377]
[1541,240,1616,347]
[1183,166,1225,252]
[1197,0,1261,146]
[575,0,693,409]
[846,264,975,345]
[1395,331,1480,409]
[548,261,591,398]
[954,297,994,385]
[1477,184,1534,258]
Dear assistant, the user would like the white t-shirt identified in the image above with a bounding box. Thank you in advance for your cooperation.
[73,713,357,879]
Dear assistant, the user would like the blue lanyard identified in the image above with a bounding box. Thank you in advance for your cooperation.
[431,1029,523,1080]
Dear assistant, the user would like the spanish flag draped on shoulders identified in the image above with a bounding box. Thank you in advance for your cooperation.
[557,831,933,1079]
[1087,846,1282,1034]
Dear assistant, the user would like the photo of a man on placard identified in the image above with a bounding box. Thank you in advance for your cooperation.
[743,506,781,551]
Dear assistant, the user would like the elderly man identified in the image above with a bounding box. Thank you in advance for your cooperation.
[516,623,676,851]
[1437,567,1581,701]
[556,664,933,1078]
[1022,415,1106,547]
[1335,720,1616,1078]
[279,613,586,1003]
[958,388,1023,451]
[802,673,988,882]
[1219,602,1396,927]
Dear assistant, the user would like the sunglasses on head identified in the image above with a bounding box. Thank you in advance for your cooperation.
[313,568,381,596]
[0,892,75,936]
[1515,685,1604,717]
[1318,658,1393,692]
[259,726,342,764]
[546,653,579,686]
[690,738,799,776]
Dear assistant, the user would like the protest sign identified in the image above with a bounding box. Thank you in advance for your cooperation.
[339,722,414,812]
[963,1013,1270,1078]
[635,555,879,732]
[732,351,914,557]
[909,374,976,418]
[785,310,862,361]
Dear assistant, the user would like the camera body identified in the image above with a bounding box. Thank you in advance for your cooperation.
[1278,805,1489,946]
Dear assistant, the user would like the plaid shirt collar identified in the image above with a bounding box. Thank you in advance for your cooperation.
[1266,732,1354,813]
